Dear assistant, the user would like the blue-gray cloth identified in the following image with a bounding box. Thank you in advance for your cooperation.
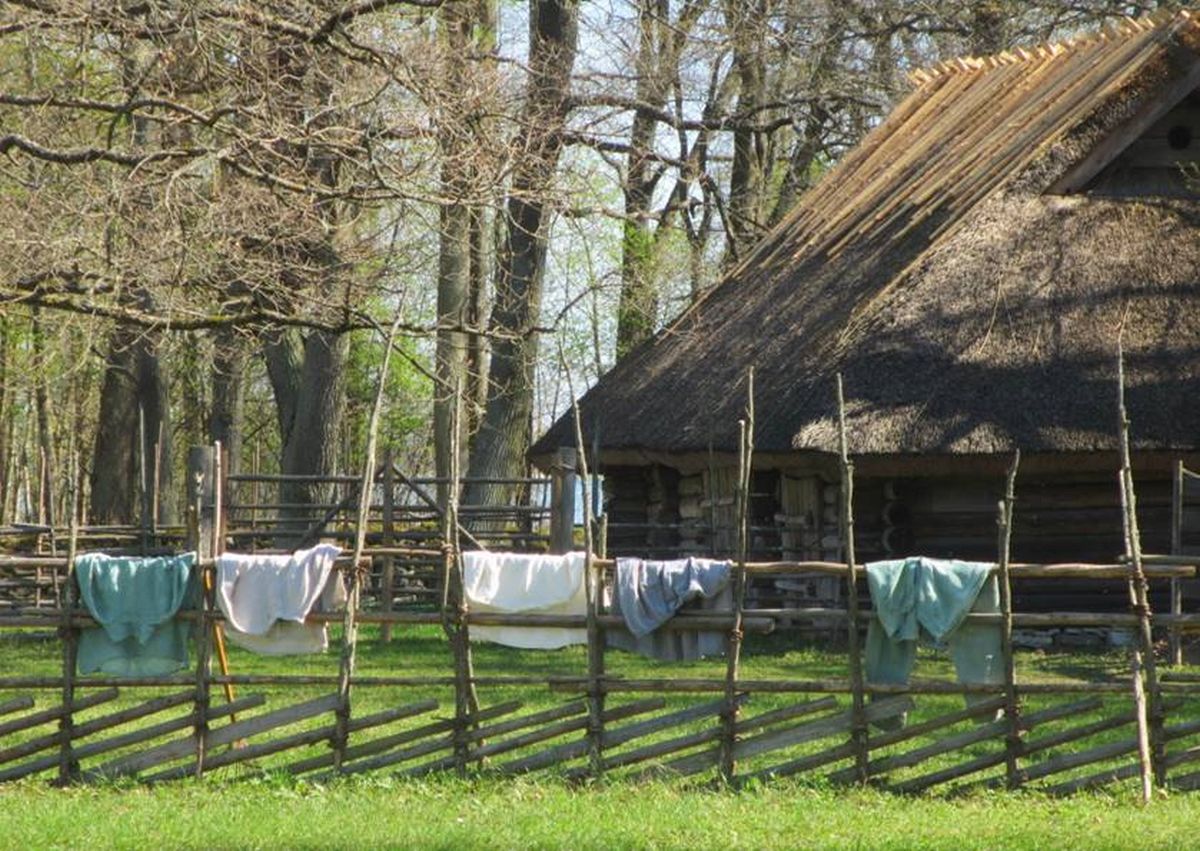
[609,558,731,661]
[75,553,197,676]
[865,557,1002,727]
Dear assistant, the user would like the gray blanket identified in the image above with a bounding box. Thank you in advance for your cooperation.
[608,558,731,661]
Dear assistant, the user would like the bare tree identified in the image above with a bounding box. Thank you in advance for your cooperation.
[464,0,582,510]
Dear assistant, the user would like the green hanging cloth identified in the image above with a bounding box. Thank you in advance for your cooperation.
[75,552,197,676]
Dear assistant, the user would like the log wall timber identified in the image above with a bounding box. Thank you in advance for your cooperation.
[601,459,1183,617]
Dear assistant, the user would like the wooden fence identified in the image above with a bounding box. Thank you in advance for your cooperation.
[1,367,1198,798]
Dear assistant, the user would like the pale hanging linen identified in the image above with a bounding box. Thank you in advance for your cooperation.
[462,551,588,649]
[215,544,345,655]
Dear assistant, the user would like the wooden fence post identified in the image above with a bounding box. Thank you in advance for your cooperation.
[720,370,753,783]
[56,456,79,785]
[381,448,396,643]
[997,452,1022,789]
[1116,351,1164,801]
[836,375,869,785]
[550,447,577,554]
[1171,460,1184,667]
[186,447,215,778]
[570,400,605,777]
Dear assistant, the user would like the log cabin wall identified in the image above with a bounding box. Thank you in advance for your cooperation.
[858,473,1179,613]
[600,457,1187,616]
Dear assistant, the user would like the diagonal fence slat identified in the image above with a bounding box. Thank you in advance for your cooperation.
[493,699,668,776]
[835,697,1102,786]
[94,694,340,778]
[1037,713,1200,795]
[0,696,35,719]
[890,698,1110,793]
[0,688,119,740]
[1,695,267,784]
[143,699,443,783]
[314,701,526,778]
[0,690,195,767]
[404,700,592,776]
[665,695,914,779]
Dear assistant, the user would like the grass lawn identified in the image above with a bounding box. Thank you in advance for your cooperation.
[2,626,1199,848]
[4,775,1200,849]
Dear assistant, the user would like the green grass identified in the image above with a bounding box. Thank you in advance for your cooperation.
[4,775,1200,849]
[3,628,1200,847]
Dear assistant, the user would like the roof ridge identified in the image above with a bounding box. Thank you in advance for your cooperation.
[906,9,1198,87]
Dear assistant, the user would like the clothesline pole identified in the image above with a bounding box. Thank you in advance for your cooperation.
[335,313,401,770]
[570,394,605,777]
[836,374,869,785]
[380,448,396,643]
[996,451,1022,789]
[190,460,213,779]
[720,369,753,784]
[1170,459,1184,667]
[1116,348,1163,801]
[56,452,79,786]
[445,377,479,774]
[209,442,239,716]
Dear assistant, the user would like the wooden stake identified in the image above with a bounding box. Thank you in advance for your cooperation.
[191,475,213,779]
[837,375,868,784]
[444,376,480,773]
[208,442,238,716]
[720,369,753,783]
[1116,348,1163,802]
[571,394,604,777]
[56,453,79,785]
[1170,459,1184,667]
[996,451,1022,789]
[381,448,396,643]
[335,314,402,770]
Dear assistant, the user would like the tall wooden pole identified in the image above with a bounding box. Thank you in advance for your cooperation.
[837,374,868,784]
[1116,348,1163,802]
[571,397,604,777]
[997,451,1021,789]
[56,453,79,785]
[445,377,479,773]
[720,369,753,783]
[187,450,213,779]
[335,314,402,770]
[381,448,396,643]
[1170,459,1184,667]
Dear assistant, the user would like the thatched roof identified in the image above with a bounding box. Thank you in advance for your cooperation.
[533,12,1200,465]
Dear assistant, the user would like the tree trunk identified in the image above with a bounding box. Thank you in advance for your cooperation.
[263,327,349,541]
[31,310,55,527]
[616,0,668,358]
[209,328,246,477]
[435,2,475,509]
[464,0,580,512]
[722,0,770,266]
[90,319,173,525]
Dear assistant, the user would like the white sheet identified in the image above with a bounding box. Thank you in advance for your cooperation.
[215,544,344,655]
[462,551,587,649]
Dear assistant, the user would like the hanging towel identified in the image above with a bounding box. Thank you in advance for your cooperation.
[462,551,587,649]
[607,558,732,661]
[215,544,344,655]
[864,557,1003,728]
[75,553,197,676]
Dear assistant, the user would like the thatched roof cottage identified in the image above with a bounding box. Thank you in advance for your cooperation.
[533,13,1200,611]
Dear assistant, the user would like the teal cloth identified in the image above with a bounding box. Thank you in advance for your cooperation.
[75,553,197,676]
[865,558,1002,728]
